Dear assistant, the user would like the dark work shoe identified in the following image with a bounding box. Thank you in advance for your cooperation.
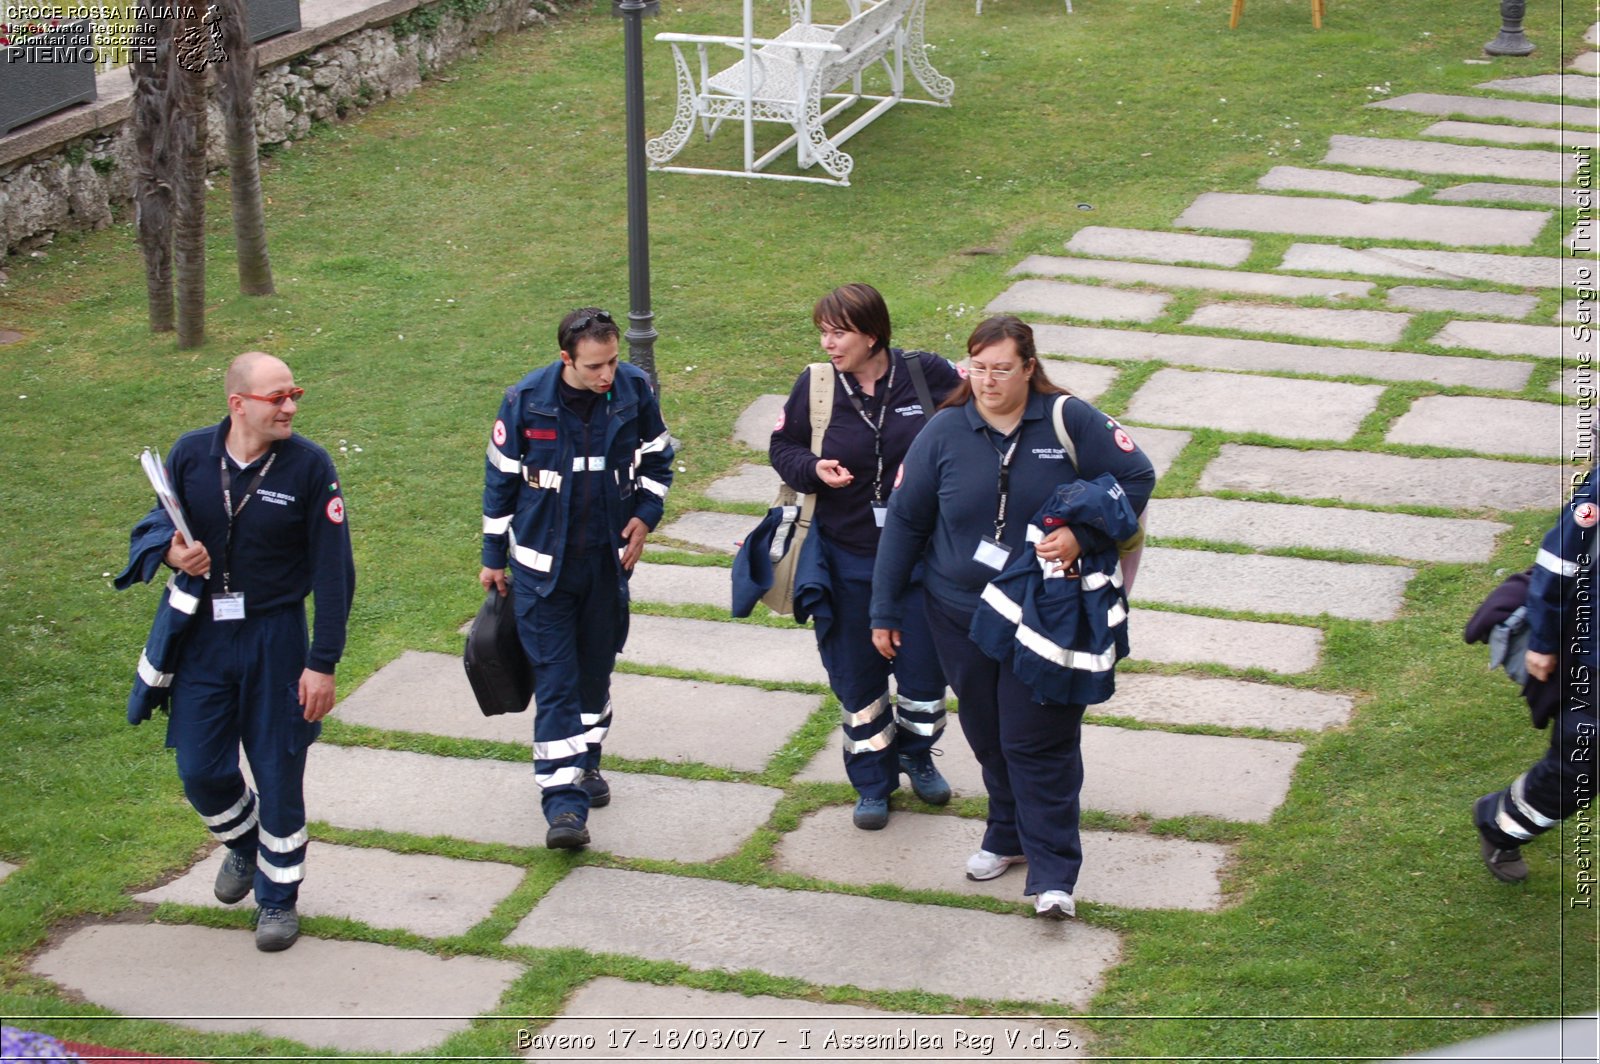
[898,750,952,806]
[853,796,890,831]
[213,848,253,905]
[546,811,590,850]
[1479,829,1529,884]
[254,906,300,952]
[579,769,611,808]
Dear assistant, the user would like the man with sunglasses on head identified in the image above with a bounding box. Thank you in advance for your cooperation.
[118,352,355,952]
[480,308,674,850]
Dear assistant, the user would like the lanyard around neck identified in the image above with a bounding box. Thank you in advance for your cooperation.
[218,451,275,593]
[837,355,896,503]
[993,434,1020,541]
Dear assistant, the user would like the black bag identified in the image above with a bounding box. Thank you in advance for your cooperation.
[463,586,534,716]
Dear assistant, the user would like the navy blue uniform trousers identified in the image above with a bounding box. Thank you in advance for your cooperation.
[514,550,625,821]
[816,535,946,799]
[168,606,316,908]
[1477,707,1598,849]
[927,596,1085,897]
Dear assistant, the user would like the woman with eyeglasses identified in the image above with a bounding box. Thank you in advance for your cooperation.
[769,283,962,830]
[870,314,1155,918]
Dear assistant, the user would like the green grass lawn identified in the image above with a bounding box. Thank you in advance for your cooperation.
[0,0,1593,1057]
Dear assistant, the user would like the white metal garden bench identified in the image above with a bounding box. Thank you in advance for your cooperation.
[646,0,953,186]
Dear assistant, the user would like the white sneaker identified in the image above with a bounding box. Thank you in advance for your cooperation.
[966,849,1026,881]
[1034,890,1075,920]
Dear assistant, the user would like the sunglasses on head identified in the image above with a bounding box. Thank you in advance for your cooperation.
[561,310,615,349]
[237,387,305,406]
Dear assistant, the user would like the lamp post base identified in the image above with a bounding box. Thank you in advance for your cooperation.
[1484,0,1534,56]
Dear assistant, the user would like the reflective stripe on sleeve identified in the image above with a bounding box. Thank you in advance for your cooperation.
[165,575,200,616]
[137,649,173,688]
[483,513,513,535]
[487,443,523,475]
[1536,547,1579,577]
[638,430,672,455]
[979,582,1023,624]
[639,476,669,498]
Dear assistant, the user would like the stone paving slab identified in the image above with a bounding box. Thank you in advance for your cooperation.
[658,511,755,554]
[733,394,787,451]
[0,859,15,883]
[528,979,1085,1061]
[1475,74,1597,99]
[1122,368,1384,441]
[1560,301,1592,325]
[631,560,738,609]
[30,923,523,1054]
[1257,166,1422,199]
[1117,425,1191,480]
[1430,320,1566,358]
[136,842,525,938]
[1012,254,1374,300]
[1321,135,1575,183]
[1368,93,1585,127]
[773,809,1229,911]
[506,867,1121,1008]
[1039,358,1120,402]
[986,279,1172,323]
[1422,120,1599,150]
[797,724,1302,823]
[705,461,783,504]
[1200,443,1566,511]
[1122,610,1323,673]
[1136,546,1413,621]
[1104,673,1351,732]
[1385,286,1537,318]
[1387,395,1565,458]
[1434,182,1567,207]
[1279,244,1583,289]
[626,614,827,685]
[1155,496,1507,563]
[1064,225,1252,266]
[307,744,783,862]
[334,650,818,773]
[1031,322,1531,390]
[1572,52,1599,75]
[1179,190,1549,246]
[1184,303,1411,345]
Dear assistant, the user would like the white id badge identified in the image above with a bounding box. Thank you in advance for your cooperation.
[972,536,1011,571]
[211,592,247,621]
[871,503,888,528]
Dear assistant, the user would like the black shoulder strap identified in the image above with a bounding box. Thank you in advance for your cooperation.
[901,351,935,421]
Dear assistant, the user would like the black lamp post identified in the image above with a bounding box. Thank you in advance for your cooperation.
[614,0,660,391]
[1484,0,1534,56]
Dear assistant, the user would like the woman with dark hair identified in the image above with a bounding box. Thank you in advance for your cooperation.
[870,314,1155,917]
[769,283,962,830]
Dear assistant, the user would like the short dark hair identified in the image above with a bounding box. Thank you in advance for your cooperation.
[938,314,1066,410]
[558,307,620,357]
[812,283,891,356]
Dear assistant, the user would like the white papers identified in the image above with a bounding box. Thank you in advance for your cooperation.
[140,447,194,544]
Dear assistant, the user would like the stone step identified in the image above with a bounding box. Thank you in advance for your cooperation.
[625,614,828,685]
[1434,182,1567,207]
[796,723,1302,823]
[1137,546,1413,621]
[335,650,818,774]
[1154,496,1507,563]
[529,979,1086,1061]
[657,511,752,553]
[507,867,1120,1008]
[704,461,783,504]
[1368,92,1586,127]
[1199,443,1565,512]
[1012,253,1374,300]
[30,924,522,1054]
[1422,120,1599,150]
[1064,225,1252,266]
[135,842,525,939]
[1279,244,1583,289]
[1183,303,1411,345]
[987,278,1171,323]
[1475,74,1597,99]
[1175,190,1549,246]
[1321,135,1575,183]
[1384,286,1537,319]
[1429,320,1566,358]
[1123,367,1385,442]
[306,744,783,863]
[1256,166,1422,200]
[1030,322,1532,390]
[773,809,1230,911]
[733,394,787,451]
[1386,395,1565,458]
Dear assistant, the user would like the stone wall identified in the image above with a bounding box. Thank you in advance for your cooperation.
[1,0,566,257]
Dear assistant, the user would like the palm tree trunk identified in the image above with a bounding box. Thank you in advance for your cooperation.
[130,18,175,332]
[172,11,209,350]
[214,0,274,296]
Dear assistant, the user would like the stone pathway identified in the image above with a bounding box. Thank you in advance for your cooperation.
[28,30,1595,1060]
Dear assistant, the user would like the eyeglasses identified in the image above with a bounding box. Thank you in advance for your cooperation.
[965,362,1021,381]
[237,387,305,406]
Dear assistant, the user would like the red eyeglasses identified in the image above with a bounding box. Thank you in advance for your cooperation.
[237,387,305,406]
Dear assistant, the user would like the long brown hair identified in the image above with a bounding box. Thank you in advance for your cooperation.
[939,314,1066,410]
